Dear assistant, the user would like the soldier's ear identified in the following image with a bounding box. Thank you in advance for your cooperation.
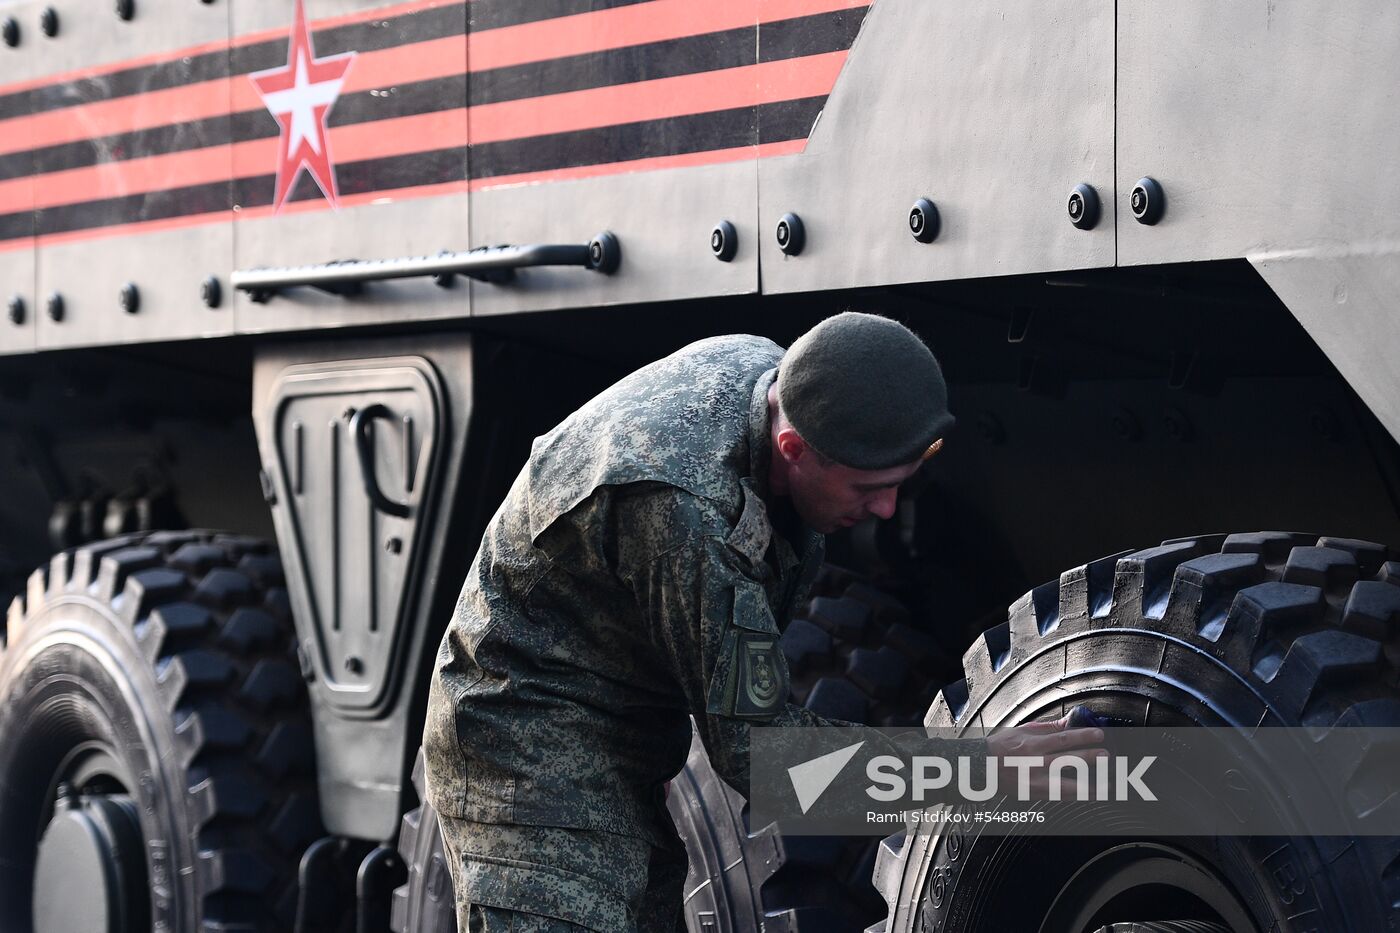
[774,427,808,465]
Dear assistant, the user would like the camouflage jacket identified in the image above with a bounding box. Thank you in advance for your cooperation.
[423,335,838,844]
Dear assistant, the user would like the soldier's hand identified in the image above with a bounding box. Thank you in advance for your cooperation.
[986,715,1107,800]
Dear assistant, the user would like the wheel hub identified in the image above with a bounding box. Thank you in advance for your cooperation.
[32,788,149,933]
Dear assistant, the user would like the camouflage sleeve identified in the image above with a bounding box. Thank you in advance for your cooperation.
[616,487,846,793]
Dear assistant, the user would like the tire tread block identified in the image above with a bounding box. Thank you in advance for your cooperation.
[781,619,833,675]
[1282,546,1361,592]
[1267,630,1383,716]
[847,647,910,701]
[807,596,871,642]
[806,677,869,723]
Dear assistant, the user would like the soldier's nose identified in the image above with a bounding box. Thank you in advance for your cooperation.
[869,488,898,520]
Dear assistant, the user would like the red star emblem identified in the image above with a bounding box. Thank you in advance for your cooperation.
[250,0,355,212]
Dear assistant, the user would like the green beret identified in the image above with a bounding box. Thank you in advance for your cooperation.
[777,312,954,469]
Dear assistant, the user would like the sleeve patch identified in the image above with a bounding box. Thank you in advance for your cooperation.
[706,582,788,719]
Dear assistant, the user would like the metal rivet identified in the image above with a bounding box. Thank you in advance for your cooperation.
[1067,183,1101,230]
[384,536,402,554]
[39,7,57,38]
[1130,177,1165,225]
[201,275,222,308]
[1163,407,1193,442]
[116,0,134,21]
[6,294,23,325]
[775,212,804,256]
[909,198,939,243]
[119,282,140,314]
[46,292,63,322]
[974,411,1006,445]
[344,656,364,675]
[1109,407,1142,442]
[2,17,19,47]
[585,231,620,274]
[710,220,737,262]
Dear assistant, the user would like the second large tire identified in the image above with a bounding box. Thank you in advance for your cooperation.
[870,532,1400,933]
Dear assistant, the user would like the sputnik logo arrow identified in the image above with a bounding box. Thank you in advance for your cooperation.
[788,741,864,814]
[250,0,355,212]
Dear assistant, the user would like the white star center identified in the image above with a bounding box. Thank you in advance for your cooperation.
[259,50,345,156]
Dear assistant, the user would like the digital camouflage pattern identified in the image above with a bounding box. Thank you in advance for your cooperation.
[438,815,685,930]
[423,334,849,928]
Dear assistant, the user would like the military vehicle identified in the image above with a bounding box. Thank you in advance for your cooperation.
[0,0,1397,930]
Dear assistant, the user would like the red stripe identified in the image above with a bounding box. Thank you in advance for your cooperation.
[12,53,838,209]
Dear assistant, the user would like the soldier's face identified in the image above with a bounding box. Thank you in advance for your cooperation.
[785,454,922,534]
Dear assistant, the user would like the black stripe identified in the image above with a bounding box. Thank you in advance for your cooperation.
[0,98,823,240]
[34,180,233,237]
[760,6,867,63]
[468,96,824,180]
[469,0,657,32]
[0,212,31,241]
[0,10,861,181]
[757,95,826,145]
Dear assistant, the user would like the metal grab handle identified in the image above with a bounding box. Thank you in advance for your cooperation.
[349,404,411,518]
[232,232,620,302]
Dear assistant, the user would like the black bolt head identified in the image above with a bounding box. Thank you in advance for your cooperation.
[6,294,23,325]
[585,231,620,274]
[2,17,19,47]
[39,7,57,37]
[344,656,364,674]
[385,536,402,554]
[710,220,737,262]
[116,0,134,21]
[775,213,804,255]
[201,275,222,308]
[909,198,939,243]
[1067,183,1100,230]
[1130,177,1164,225]
[46,292,63,322]
[119,282,139,314]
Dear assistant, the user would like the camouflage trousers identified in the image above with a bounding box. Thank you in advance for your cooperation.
[438,816,687,932]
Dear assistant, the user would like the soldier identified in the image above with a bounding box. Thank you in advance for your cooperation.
[424,312,1101,931]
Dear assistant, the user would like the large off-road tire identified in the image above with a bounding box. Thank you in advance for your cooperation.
[0,531,324,932]
[390,572,956,932]
[669,573,956,933]
[870,532,1400,933]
